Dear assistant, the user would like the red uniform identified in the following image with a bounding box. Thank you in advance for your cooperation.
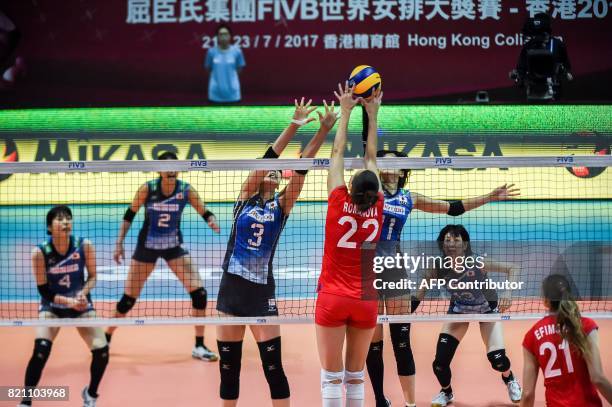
[523,315,601,407]
[315,186,383,328]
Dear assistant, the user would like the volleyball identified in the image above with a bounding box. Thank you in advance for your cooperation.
[348,65,382,97]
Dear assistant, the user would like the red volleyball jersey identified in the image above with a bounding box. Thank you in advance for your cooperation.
[318,186,384,299]
[523,315,601,407]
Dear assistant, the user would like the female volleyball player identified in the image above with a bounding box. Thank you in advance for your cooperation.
[19,206,108,407]
[366,148,520,407]
[316,83,384,407]
[414,224,523,406]
[521,274,612,406]
[105,151,220,362]
[216,97,338,406]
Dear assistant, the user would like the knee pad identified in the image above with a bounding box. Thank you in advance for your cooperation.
[257,337,290,399]
[189,287,207,310]
[390,323,415,376]
[344,369,365,400]
[218,340,243,400]
[321,369,344,399]
[432,333,459,388]
[116,294,136,314]
[33,338,52,362]
[487,349,511,373]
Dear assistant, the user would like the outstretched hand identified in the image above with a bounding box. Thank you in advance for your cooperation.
[293,97,317,125]
[334,81,360,112]
[360,87,383,118]
[317,99,339,131]
[489,184,520,201]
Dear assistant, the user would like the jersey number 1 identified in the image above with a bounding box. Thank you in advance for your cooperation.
[337,216,379,249]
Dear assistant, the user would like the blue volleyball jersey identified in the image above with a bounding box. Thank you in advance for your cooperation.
[380,189,413,242]
[442,260,494,313]
[138,179,190,250]
[222,194,288,285]
[38,236,91,310]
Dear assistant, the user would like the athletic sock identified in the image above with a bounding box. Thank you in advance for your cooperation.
[502,371,515,384]
[195,336,204,348]
[443,385,453,396]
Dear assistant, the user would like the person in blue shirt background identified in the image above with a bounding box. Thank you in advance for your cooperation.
[205,24,245,104]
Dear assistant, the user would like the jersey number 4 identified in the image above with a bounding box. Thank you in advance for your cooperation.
[337,216,379,249]
[540,339,575,378]
[58,274,71,289]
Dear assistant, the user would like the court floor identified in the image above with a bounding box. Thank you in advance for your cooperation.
[1,320,611,406]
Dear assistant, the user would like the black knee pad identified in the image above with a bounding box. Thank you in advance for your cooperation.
[189,287,207,310]
[257,337,290,399]
[116,294,136,314]
[487,349,511,373]
[218,340,243,400]
[33,338,52,362]
[390,323,415,376]
[432,333,459,388]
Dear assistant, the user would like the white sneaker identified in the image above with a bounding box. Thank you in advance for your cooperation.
[507,378,522,403]
[192,345,218,362]
[431,390,454,407]
[82,386,97,407]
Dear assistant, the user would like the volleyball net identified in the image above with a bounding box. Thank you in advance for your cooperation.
[0,155,610,326]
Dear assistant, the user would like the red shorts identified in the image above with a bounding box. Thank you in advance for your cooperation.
[315,292,378,329]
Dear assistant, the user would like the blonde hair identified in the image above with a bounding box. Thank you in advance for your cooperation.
[542,274,591,358]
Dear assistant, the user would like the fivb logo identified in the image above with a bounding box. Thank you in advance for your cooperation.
[189,160,208,168]
[312,158,330,167]
[67,161,85,169]
[434,157,453,167]
[556,156,574,164]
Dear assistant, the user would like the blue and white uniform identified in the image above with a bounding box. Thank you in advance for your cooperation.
[38,236,94,317]
[376,188,413,298]
[218,194,288,316]
[133,178,190,263]
[441,261,498,314]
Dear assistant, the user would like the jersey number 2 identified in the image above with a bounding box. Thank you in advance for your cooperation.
[539,339,575,378]
[337,216,379,249]
[158,213,171,228]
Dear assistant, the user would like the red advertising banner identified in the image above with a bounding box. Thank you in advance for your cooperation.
[0,0,610,106]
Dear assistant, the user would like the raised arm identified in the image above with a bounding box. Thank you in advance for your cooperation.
[361,88,382,184]
[188,187,220,233]
[280,100,339,214]
[412,184,520,215]
[328,82,359,195]
[114,183,148,264]
[241,98,316,200]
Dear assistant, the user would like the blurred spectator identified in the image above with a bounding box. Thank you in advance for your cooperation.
[204,24,245,104]
[0,9,24,90]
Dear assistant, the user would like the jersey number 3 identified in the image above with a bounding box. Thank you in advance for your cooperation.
[337,216,379,249]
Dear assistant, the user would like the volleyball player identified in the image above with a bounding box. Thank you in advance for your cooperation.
[316,83,384,407]
[105,151,220,361]
[413,224,522,406]
[216,97,338,406]
[521,274,612,406]
[18,206,108,407]
[366,149,520,407]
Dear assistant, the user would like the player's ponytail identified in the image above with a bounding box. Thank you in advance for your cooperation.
[542,274,591,358]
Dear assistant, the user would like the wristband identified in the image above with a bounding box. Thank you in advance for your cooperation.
[262,146,280,159]
[291,118,308,126]
[37,283,57,303]
[203,210,215,222]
